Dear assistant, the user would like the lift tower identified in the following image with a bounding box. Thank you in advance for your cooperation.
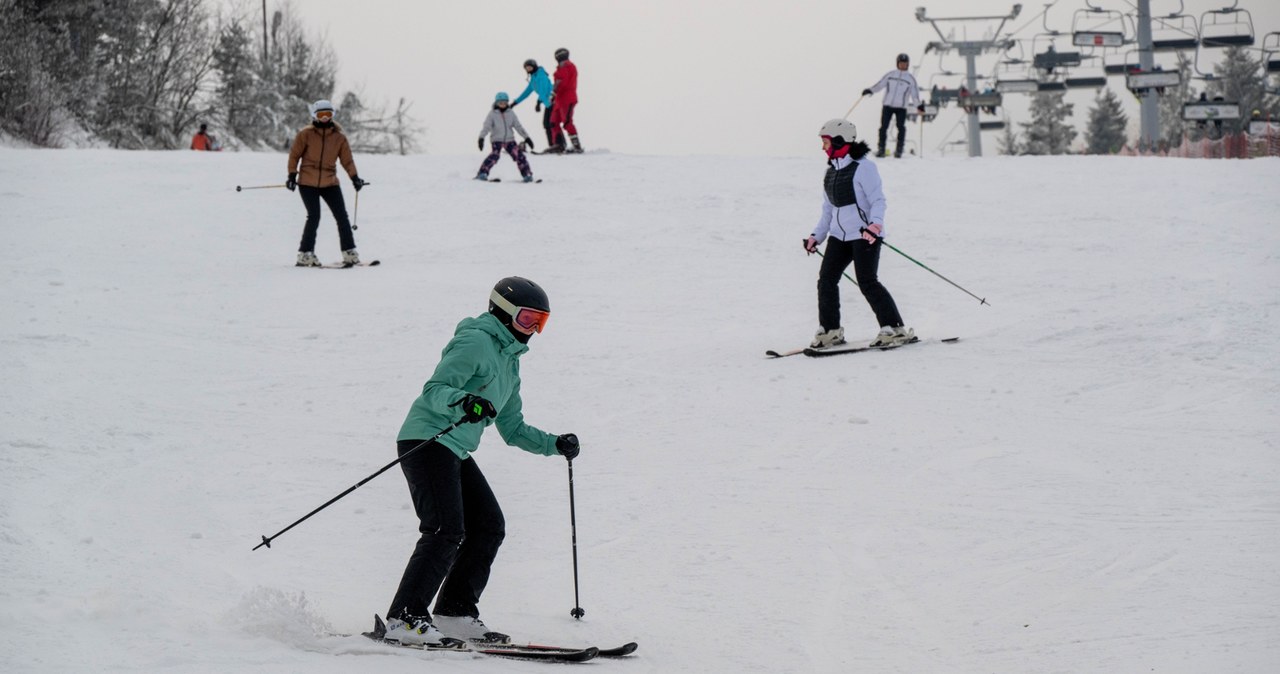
[916,5,1022,157]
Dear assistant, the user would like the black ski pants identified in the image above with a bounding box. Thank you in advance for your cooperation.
[877,106,908,157]
[817,237,903,332]
[542,103,555,147]
[387,440,505,621]
[298,184,356,253]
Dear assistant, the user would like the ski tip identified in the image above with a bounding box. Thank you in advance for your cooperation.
[367,260,381,266]
[605,642,639,656]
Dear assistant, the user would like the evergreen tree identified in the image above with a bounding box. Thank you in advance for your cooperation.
[996,120,1021,155]
[1159,52,1197,147]
[1019,92,1077,155]
[1207,46,1280,134]
[1084,88,1128,154]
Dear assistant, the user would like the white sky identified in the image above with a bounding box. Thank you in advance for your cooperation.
[255,0,1280,156]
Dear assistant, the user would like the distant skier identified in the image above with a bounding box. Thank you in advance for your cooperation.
[476,92,536,182]
[861,53,925,158]
[383,276,581,647]
[285,100,367,267]
[548,48,581,154]
[190,123,219,151]
[512,59,555,148]
[803,119,912,349]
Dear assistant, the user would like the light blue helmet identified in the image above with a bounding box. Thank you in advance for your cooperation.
[494,91,510,103]
[310,99,335,120]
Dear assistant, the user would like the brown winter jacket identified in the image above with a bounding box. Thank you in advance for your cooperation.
[287,123,358,188]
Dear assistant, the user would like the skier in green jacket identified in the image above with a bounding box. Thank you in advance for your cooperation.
[383,277,580,647]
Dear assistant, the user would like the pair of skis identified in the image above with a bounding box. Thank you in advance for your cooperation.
[487,177,543,183]
[358,614,637,663]
[766,336,959,359]
[319,260,380,269]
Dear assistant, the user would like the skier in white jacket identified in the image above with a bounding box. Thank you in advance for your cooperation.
[862,53,925,158]
[803,119,912,349]
[476,92,535,182]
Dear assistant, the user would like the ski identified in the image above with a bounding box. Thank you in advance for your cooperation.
[358,615,599,662]
[765,347,808,358]
[487,178,543,183]
[514,641,638,657]
[319,260,381,269]
[804,336,959,357]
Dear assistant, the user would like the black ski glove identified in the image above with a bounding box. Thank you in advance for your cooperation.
[522,137,534,151]
[535,101,542,112]
[286,173,297,191]
[861,88,873,96]
[351,175,367,191]
[478,138,485,151]
[451,394,497,424]
[917,104,926,113]
[556,433,580,460]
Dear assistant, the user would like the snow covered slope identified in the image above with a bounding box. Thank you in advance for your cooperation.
[2,148,1277,673]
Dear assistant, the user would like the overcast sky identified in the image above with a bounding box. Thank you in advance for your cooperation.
[249,0,1280,156]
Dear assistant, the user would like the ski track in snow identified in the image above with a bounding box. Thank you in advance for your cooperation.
[1,148,1278,673]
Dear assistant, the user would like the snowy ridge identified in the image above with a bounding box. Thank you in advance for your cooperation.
[2,148,1278,673]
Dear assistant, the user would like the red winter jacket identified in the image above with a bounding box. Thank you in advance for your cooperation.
[553,60,578,106]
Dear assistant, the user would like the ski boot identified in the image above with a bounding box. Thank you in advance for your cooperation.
[295,251,321,267]
[810,327,846,349]
[433,614,510,644]
[383,611,449,647]
[341,249,360,267]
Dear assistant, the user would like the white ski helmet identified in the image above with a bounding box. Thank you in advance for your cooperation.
[310,99,335,120]
[819,118,857,143]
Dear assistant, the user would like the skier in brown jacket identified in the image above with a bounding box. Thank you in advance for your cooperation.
[286,99,368,267]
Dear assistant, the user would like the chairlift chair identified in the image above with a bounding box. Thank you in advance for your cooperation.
[1262,32,1280,74]
[1126,69,1181,94]
[1037,81,1068,92]
[1182,100,1241,121]
[996,79,1041,94]
[1071,4,1130,49]
[1198,3,1254,48]
[907,105,940,123]
[979,120,1007,131]
[1103,49,1141,76]
[1150,12,1199,52]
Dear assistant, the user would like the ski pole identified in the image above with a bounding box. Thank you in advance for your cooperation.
[352,190,360,231]
[253,419,466,550]
[814,249,860,288]
[567,458,585,620]
[919,116,925,159]
[843,93,868,120]
[235,184,287,192]
[861,228,989,306]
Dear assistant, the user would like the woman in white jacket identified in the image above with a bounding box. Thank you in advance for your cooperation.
[803,118,912,349]
[476,92,535,182]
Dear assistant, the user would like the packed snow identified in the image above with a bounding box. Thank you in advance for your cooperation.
[2,148,1278,673]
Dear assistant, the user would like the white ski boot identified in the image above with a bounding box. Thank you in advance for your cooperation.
[870,326,915,347]
[810,327,846,349]
[341,248,360,267]
[295,251,321,267]
[433,614,510,644]
[383,612,449,647]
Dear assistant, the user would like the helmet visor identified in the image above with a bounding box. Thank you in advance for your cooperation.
[315,109,334,121]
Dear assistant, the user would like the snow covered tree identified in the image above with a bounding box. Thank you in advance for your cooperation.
[1084,88,1128,154]
[996,120,1021,155]
[1205,46,1280,134]
[1159,53,1197,147]
[1019,92,1077,155]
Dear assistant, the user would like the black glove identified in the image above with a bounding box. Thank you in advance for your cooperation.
[522,137,534,151]
[535,101,542,112]
[351,175,366,191]
[556,433,580,460]
[861,88,873,96]
[478,138,485,151]
[917,104,926,113]
[286,173,297,191]
[451,394,497,424]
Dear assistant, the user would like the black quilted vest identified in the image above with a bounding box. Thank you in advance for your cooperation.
[823,161,859,208]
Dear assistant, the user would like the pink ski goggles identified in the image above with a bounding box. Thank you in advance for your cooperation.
[491,291,550,335]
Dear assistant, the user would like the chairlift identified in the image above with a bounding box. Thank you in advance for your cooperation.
[962,91,1003,114]
[1262,32,1280,74]
[1182,100,1241,121]
[979,120,1007,131]
[1071,3,1129,48]
[996,79,1041,94]
[1199,2,1254,48]
[1065,76,1108,89]
[1103,49,1140,76]
[1031,31,1082,74]
[907,105,940,123]
[1151,9,1199,52]
[1037,81,1068,92]
[1126,69,1181,94]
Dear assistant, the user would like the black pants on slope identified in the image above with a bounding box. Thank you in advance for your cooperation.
[877,106,908,157]
[298,184,356,253]
[817,237,903,332]
[387,440,505,620]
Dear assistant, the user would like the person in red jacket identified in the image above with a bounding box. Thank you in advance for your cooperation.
[190,123,217,151]
[548,48,582,154]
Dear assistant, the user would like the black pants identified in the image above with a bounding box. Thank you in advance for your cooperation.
[877,106,907,157]
[817,237,903,331]
[298,185,356,253]
[542,103,555,147]
[387,441,505,620]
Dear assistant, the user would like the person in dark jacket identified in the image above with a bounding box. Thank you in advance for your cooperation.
[382,277,581,647]
[285,100,367,267]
